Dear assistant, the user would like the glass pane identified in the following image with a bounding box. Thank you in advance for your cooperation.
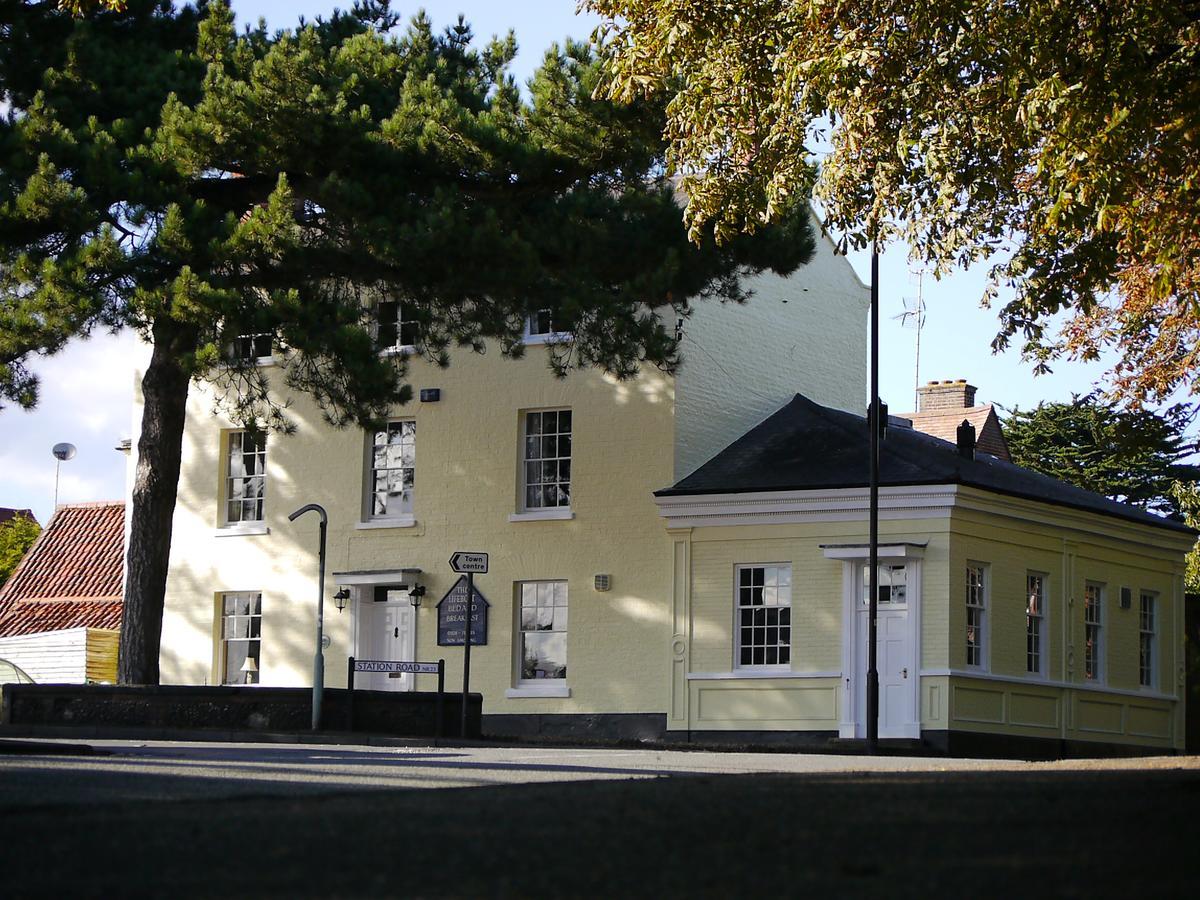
[558,460,571,483]
[541,461,558,482]
[526,461,540,485]
[526,485,540,508]
[525,436,539,460]
[553,604,568,630]
[542,411,557,433]
[249,617,261,638]
[520,604,537,630]
[542,435,557,458]
[527,413,543,436]
[521,632,567,680]
[373,430,388,446]
[536,603,554,629]
[373,448,387,469]
[559,410,571,431]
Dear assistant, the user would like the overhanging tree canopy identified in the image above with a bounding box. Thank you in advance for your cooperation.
[0,0,814,683]
[588,1,1200,405]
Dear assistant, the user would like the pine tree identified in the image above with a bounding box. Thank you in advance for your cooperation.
[0,1,814,682]
[1002,395,1200,518]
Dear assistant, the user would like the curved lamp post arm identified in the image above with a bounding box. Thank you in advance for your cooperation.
[289,503,328,731]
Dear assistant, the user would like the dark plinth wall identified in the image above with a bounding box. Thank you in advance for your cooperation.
[0,683,480,738]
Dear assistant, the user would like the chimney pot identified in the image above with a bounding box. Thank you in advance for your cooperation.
[957,419,977,460]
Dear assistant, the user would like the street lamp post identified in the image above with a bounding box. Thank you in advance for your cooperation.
[288,503,328,731]
[867,246,881,756]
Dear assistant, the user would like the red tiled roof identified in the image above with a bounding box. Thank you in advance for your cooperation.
[0,501,125,637]
[897,405,1011,461]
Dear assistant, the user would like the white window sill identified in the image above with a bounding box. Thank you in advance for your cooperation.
[355,516,416,530]
[506,684,571,699]
[509,508,574,523]
[379,345,416,358]
[221,356,276,368]
[214,524,270,537]
[523,332,573,346]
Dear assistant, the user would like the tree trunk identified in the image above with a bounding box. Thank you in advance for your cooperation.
[117,319,196,685]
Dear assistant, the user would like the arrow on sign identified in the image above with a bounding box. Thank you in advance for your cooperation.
[449,551,489,574]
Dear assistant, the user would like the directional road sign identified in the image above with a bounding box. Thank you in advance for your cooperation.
[449,551,488,574]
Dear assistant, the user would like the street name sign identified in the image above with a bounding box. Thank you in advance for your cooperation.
[449,551,488,574]
[352,659,441,675]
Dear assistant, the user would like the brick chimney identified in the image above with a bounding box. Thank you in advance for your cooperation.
[917,379,977,412]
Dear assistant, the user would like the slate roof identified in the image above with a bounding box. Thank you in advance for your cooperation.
[0,507,36,526]
[898,405,1011,461]
[0,502,125,637]
[658,394,1191,534]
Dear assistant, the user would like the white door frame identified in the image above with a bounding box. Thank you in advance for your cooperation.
[351,586,417,691]
[825,545,923,739]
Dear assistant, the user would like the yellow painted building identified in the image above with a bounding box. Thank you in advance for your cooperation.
[147,234,872,739]
[655,395,1191,755]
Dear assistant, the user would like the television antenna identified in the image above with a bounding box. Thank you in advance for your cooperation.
[893,269,927,409]
[51,442,76,512]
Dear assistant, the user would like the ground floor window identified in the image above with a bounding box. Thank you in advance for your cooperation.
[518,581,567,681]
[1084,582,1103,681]
[221,592,262,684]
[1139,592,1156,688]
[965,564,987,668]
[1026,573,1046,674]
[736,564,792,668]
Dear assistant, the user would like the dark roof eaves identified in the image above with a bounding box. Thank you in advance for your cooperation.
[656,476,1194,536]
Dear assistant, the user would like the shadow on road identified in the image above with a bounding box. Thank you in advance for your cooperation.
[0,767,1195,898]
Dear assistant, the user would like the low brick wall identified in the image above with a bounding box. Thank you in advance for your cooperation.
[0,683,481,738]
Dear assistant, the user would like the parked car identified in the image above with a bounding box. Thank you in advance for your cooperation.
[0,658,35,684]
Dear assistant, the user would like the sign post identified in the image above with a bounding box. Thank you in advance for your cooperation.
[449,551,488,738]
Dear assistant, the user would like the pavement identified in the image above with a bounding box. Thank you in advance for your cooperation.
[2,738,1197,897]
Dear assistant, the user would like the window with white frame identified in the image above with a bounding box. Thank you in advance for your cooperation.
[367,421,415,519]
[1026,573,1046,674]
[518,581,568,681]
[1084,582,1104,681]
[736,564,792,668]
[521,409,571,510]
[524,308,569,342]
[227,332,273,364]
[376,299,419,351]
[225,431,266,524]
[1139,591,1156,688]
[220,592,262,684]
[965,564,986,667]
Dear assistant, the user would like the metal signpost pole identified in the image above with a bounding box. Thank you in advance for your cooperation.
[461,572,473,738]
[867,247,881,756]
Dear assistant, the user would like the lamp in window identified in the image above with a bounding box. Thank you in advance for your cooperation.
[240,656,258,685]
[333,588,350,613]
[408,584,426,608]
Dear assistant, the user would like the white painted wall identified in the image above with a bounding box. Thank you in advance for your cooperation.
[0,628,88,683]
[673,223,869,480]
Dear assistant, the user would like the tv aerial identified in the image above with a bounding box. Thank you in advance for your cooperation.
[52,442,76,511]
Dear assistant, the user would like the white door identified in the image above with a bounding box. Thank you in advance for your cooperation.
[357,589,416,691]
[854,564,917,738]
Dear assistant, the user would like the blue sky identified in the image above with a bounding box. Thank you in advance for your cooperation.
[0,1,1114,525]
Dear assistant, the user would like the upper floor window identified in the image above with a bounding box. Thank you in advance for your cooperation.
[368,421,416,520]
[377,300,418,352]
[1084,582,1104,681]
[523,309,570,344]
[220,591,262,685]
[1026,573,1047,675]
[965,563,986,668]
[736,564,791,668]
[1139,591,1156,688]
[227,332,273,364]
[225,431,266,524]
[522,410,571,510]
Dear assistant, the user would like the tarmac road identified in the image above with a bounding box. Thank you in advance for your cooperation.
[1,740,1197,898]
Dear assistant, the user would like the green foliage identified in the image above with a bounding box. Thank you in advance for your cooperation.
[590,1,1200,405]
[1002,395,1200,518]
[1169,482,1200,594]
[0,514,40,587]
[0,0,812,427]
